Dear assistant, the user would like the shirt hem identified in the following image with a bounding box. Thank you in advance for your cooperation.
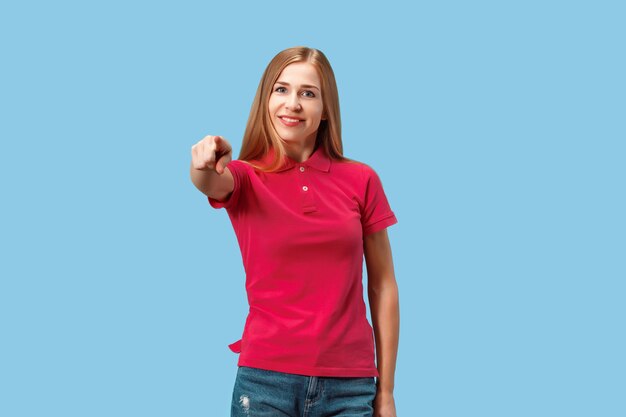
[237,357,380,378]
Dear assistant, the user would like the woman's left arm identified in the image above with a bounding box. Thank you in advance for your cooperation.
[364,228,399,417]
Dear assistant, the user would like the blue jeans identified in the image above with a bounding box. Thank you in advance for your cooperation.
[231,366,377,417]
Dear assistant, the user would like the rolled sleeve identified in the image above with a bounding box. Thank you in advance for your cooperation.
[360,165,398,236]
[208,160,248,211]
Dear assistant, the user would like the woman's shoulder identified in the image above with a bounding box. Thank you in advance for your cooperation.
[227,159,259,173]
[333,156,378,178]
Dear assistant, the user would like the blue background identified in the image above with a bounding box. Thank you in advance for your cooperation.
[1,1,624,416]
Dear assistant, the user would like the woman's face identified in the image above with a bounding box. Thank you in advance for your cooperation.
[268,62,325,148]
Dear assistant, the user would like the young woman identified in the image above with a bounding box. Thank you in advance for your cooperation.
[190,46,399,417]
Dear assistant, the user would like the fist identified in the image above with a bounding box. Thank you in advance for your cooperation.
[191,135,232,174]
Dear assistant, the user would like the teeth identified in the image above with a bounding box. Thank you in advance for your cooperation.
[281,117,300,123]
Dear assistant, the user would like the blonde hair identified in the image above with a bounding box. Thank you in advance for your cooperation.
[238,46,353,171]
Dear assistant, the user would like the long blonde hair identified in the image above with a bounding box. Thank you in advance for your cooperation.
[238,46,353,171]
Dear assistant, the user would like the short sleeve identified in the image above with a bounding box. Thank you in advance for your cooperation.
[207,159,249,210]
[361,164,398,236]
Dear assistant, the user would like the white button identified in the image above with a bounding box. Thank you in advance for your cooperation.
[299,166,305,172]
[302,186,308,191]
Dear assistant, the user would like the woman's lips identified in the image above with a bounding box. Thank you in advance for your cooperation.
[278,116,303,127]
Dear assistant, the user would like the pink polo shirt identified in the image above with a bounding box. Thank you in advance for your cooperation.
[208,145,397,377]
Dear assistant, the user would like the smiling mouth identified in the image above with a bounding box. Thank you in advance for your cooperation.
[278,116,303,126]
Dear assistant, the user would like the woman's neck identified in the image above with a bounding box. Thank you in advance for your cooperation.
[283,138,318,163]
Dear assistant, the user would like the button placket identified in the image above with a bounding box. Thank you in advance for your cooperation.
[298,164,317,213]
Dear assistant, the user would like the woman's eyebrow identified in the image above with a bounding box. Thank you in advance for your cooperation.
[275,81,320,91]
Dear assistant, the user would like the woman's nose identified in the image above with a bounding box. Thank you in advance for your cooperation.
[285,93,301,111]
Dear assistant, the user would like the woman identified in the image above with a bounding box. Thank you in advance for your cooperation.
[190,46,399,417]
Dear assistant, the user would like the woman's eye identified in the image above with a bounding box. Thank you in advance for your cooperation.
[273,86,315,97]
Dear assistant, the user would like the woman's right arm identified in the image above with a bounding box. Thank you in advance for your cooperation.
[190,135,235,201]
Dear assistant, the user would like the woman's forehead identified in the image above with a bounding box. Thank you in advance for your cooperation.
[276,62,321,88]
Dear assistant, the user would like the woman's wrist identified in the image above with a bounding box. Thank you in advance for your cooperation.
[375,380,394,395]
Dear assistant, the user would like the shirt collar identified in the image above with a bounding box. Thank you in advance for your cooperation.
[260,145,331,173]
